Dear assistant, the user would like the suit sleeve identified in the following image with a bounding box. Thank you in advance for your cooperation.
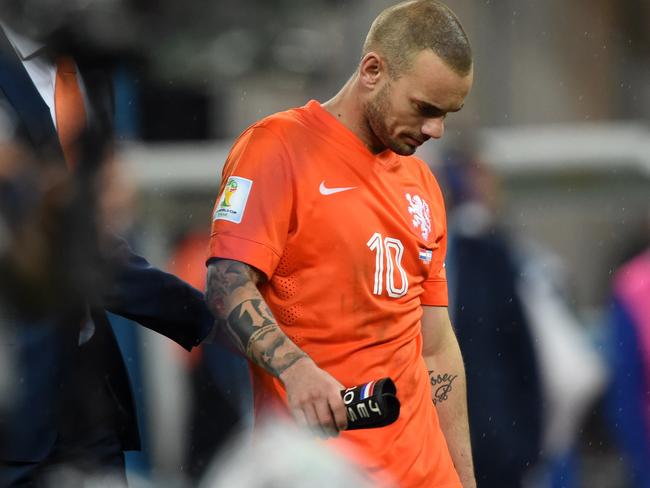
[606,296,650,487]
[207,126,294,280]
[102,234,213,351]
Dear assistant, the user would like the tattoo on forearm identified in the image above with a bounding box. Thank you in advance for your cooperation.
[206,260,306,377]
[206,260,251,315]
[246,323,306,375]
[272,350,307,375]
[227,299,275,349]
[428,370,458,405]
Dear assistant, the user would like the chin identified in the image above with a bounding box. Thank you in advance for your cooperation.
[389,142,416,156]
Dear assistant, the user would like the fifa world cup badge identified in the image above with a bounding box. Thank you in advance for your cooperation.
[213,176,253,224]
[221,179,238,207]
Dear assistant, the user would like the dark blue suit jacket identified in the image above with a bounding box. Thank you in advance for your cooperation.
[0,27,214,464]
[448,228,543,488]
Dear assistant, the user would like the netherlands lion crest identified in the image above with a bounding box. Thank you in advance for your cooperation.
[405,193,431,240]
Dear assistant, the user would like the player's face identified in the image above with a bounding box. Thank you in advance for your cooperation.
[365,50,473,156]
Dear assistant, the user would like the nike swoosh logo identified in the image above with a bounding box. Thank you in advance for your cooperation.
[319,181,357,195]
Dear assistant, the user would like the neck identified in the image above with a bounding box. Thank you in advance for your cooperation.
[322,74,383,153]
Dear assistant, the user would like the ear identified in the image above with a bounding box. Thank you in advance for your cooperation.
[358,52,386,89]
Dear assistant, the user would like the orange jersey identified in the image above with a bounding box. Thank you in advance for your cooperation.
[208,100,460,488]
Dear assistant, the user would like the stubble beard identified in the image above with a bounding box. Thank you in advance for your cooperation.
[364,82,415,156]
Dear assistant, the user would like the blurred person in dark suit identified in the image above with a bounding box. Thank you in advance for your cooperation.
[0,20,218,487]
[441,148,606,488]
[167,231,252,481]
[439,149,543,488]
[607,227,650,488]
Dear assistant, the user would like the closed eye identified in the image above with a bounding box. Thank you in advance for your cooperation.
[414,101,446,119]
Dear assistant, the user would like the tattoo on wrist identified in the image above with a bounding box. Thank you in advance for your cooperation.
[428,370,458,405]
[247,324,307,376]
[272,350,307,376]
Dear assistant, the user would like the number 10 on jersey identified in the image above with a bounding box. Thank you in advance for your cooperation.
[367,232,408,298]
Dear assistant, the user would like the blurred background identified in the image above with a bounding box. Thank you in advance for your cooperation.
[1,0,649,487]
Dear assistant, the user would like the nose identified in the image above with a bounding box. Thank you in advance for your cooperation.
[421,117,445,139]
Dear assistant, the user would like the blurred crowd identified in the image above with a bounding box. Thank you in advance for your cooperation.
[0,1,649,487]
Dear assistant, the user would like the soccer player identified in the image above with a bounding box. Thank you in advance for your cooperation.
[205,1,475,486]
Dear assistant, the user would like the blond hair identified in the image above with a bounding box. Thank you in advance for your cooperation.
[363,0,472,77]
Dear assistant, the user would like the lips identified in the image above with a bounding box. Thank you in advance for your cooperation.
[404,135,423,146]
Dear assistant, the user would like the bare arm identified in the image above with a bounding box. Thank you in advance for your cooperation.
[205,258,347,436]
[205,258,306,375]
[421,306,475,488]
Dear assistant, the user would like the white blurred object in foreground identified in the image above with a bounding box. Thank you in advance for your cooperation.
[517,241,608,466]
[200,417,379,488]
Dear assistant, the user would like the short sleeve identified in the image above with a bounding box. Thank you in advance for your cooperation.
[207,126,293,279]
[420,169,449,307]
